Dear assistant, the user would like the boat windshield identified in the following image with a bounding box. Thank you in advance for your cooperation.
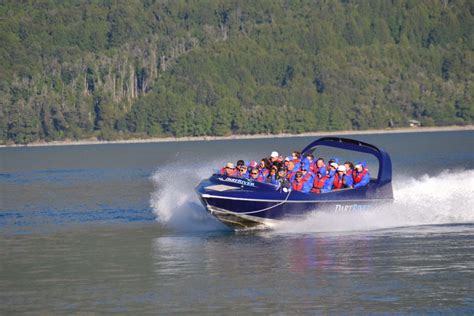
[308,146,379,181]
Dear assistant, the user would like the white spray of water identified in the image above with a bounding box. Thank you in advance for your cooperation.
[150,166,474,233]
[150,160,231,231]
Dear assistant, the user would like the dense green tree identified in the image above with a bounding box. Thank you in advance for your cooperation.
[0,0,472,144]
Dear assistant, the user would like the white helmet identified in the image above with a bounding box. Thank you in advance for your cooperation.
[337,165,347,172]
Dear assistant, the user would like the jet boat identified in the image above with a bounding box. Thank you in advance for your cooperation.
[195,137,393,230]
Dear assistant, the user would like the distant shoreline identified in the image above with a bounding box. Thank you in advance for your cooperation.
[1,125,472,148]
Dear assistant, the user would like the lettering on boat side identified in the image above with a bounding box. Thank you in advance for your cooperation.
[335,204,370,212]
[218,177,255,187]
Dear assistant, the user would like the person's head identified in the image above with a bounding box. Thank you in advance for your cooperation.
[270,165,278,175]
[225,162,235,172]
[250,168,259,178]
[239,165,248,173]
[344,161,354,171]
[270,151,279,162]
[316,158,325,168]
[292,151,301,160]
[260,158,270,169]
[355,163,363,172]
[287,160,295,171]
[272,161,282,170]
[337,165,347,175]
[236,160,245,170]
[306,154,314,162]
[249,161,258,169]
[278,168,286,177]
[329,162,338,171]
[295,171,303,180]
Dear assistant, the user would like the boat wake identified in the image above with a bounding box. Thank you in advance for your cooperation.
[150,161,230,231]
[150,166,474,233]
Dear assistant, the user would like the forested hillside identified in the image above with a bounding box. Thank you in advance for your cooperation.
[1,0,473,144]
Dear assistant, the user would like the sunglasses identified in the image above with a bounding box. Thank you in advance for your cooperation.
[251,172,258,175]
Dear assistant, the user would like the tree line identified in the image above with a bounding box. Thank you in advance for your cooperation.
[1,0,472,144]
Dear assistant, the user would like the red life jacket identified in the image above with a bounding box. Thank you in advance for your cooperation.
[292,180,304,191]
[301,172,312,185]
[287,171,296,181]
[310,162,317,174]
[353,168,368,184]
[311,175,329,193]
[333,173,344,190]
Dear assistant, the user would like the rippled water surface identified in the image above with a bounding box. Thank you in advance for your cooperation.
[1,131,473,313]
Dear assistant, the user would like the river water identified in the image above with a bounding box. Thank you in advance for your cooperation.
[1,131,473,314]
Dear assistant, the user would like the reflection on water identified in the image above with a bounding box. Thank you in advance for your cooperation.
[147,227,473,313]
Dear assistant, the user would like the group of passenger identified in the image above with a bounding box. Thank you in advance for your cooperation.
[220,150,371,193]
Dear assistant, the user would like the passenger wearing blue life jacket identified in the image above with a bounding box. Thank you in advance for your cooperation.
[320,162,338,193]
[296,163,314,193]
[286,160,298,182]
[305,154,317,174]
[344,161,354,188]
[328,157,339,166]
[315,158,327,177]
[353,160,370,188]
[249,167,265,182]
[236,164,250,179]
[259,158,270,178]
[292,156,301,171]
[266,166,279,185]
[291,151,302,166]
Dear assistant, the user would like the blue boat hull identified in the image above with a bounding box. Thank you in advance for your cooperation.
[196,174,393,229]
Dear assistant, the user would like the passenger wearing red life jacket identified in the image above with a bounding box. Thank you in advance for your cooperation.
[249,168,265,182]
[291,171,305,192]
[333,165,353,190]
[286,160,297,182]
[353,160,370,188]
[220,162,238,177]
[311,158,328,193]
[332,166,345,190]
[291,151,301,166]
